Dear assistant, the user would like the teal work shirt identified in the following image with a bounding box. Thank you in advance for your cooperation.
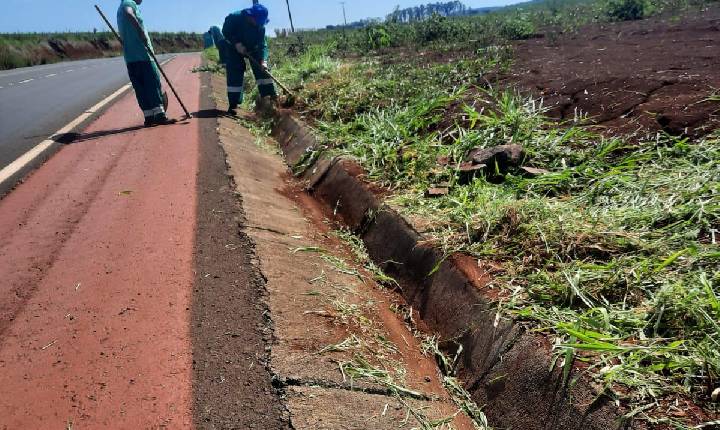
[222,10,269,61]
[117,0,154,63]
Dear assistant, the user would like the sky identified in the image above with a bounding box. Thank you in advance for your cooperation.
[0,0,522,34]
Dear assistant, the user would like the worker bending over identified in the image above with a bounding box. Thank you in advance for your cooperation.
[117,0,174,126]
[222,1,277,115]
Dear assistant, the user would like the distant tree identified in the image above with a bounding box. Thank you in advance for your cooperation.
[386,1,469,23]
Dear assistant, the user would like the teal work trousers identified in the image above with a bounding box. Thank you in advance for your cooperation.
[226,51,276,109]
[126,61,164,118]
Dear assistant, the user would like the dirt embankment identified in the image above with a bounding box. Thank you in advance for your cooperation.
[0,33,203,70]
[508,6,720,137]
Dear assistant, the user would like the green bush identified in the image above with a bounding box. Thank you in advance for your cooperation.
[605,0,647,20]
[0,41,29,69]
[414,13,457,44]
[499,16,536,40]
[365,25,392,50]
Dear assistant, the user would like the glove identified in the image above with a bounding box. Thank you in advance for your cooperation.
[235,43,248,56]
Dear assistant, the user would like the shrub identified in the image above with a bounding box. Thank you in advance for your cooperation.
[605,0,647,20]
[414,13,457,44]
[0,41,29,70]
[499,16,536,40]
[365,25,392,50]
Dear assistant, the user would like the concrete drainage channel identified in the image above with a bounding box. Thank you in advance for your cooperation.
[270,112,630,430]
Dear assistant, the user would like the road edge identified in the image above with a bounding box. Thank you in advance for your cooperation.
[0,57,175,199]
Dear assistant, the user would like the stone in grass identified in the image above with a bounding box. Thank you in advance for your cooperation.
[520,166,550,177]
[425,187,450,198]
[465,144,526,171]
[425,181,451,198]
[457,144,526,183]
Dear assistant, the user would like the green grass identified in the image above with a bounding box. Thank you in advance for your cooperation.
[248,42,720,427]
[198,0,720,425]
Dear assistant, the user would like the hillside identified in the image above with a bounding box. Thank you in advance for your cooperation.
[0,32,203,70]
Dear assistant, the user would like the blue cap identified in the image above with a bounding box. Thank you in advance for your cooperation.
[245,3,269,25]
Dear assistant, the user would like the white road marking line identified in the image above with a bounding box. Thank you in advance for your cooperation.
[45,73,57,78]
[0,82,132,188]
[65,69,73,73]
[0,56,176,192]
[18,79,34,84]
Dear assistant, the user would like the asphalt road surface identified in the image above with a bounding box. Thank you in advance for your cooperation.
[0,55,171,170]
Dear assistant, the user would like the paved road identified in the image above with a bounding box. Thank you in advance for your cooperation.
[0,54,199,428]
[0,55,171,170]
[0,53,290,428]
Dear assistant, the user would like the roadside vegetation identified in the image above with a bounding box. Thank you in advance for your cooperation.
[0,32,202,70]
[206,0,719,426]
[272,0,711,54]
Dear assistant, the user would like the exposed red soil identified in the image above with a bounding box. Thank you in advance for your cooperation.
[191,75,289,428]
[279,172,476,430]
[508,6,720,137]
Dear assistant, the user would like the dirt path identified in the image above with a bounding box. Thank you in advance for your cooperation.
[0,54,286,428]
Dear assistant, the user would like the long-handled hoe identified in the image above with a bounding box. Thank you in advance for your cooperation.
[94,5,192,120]
[241,53,298,107]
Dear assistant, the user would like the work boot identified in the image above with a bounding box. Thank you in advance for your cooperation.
[152,113,177,126]
[144,117,154,127]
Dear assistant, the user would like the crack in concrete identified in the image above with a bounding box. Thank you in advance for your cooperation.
[274,375,435,401]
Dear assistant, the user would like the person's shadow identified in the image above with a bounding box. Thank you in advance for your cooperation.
[191,109,228,119]
[52,126,146,144]
[51,109,227,144]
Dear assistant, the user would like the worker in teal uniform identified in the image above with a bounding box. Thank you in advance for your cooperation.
[117,0,174,126]
[222,1,277,115]
[209,26,229,66]
[203,31,214,50]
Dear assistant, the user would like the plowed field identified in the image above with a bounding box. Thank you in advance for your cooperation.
[509,6,720,137]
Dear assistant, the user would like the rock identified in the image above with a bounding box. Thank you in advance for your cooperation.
[465,144,526,171]
[520,166,550,177]
[454,162,487,184]
[425,187,449,198]
[458,162,486,172]
[436,155,450,166]
[712,387,720,403]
